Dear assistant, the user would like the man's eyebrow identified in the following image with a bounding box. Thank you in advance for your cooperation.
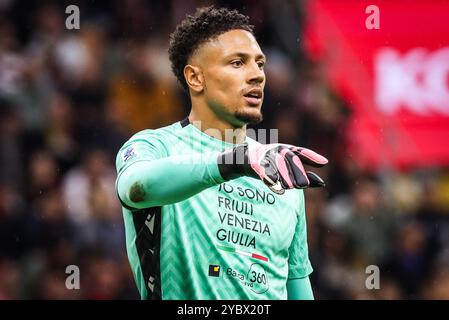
[224,52,267,61]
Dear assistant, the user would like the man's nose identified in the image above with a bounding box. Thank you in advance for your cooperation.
[247,62,265,84]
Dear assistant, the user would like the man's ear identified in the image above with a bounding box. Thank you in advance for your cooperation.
[184,65,204,94]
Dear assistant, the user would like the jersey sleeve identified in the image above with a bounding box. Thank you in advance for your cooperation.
[116,130,167,174]
[288,190,313,279]
[287,277,314,300]
[115,130,225,209]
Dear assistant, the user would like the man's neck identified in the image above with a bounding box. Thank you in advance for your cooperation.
[188,109,247,144]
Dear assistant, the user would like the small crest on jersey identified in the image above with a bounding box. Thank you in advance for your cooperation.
[123,145,137,162]
[208,265,221,277]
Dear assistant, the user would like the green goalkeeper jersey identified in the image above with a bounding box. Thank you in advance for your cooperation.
[115,118,313,300]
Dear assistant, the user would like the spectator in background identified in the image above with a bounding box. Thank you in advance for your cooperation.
[108,40,186,133]
[0,101,24,189]
[83,257,124,300]
[325,176,398,266]
[0,259,20,299]
[44,93,78,171]
[62,147,124,260]
[26,150,60,202]
[0,183,30,260]
[384,222,429,298]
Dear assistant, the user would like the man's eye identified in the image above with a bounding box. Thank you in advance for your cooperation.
[257,61,265,69]
[231,60,243,67]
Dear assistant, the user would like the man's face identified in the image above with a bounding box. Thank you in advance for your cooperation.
[191,29,266,127]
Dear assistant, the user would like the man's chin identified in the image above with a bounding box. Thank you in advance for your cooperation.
[235,109,263,125]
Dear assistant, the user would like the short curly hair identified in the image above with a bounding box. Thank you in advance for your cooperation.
[168,6,255,91]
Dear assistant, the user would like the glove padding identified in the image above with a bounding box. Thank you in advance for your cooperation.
[218,143,328,195]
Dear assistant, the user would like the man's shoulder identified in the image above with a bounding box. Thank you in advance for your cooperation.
[128,121,182,142]
[115,121,184,172]
[118,121,188,152]
[116,121,184,158]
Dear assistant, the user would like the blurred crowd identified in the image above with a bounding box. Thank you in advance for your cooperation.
[1,0,449,299]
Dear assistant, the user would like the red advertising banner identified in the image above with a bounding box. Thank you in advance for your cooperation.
[303,0,449,171]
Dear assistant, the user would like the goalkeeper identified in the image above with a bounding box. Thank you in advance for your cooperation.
[115,6,328,300]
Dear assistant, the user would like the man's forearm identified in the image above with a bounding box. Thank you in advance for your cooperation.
[116,152,225,209]
[287,277,314,300]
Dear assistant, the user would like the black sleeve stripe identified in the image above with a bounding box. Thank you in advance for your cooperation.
[132,207,163,300]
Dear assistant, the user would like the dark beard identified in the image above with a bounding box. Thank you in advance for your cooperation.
[234,109,263,125]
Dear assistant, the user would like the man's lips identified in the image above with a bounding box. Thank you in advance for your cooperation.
[243,96,262,106]
[243,88,263,106]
